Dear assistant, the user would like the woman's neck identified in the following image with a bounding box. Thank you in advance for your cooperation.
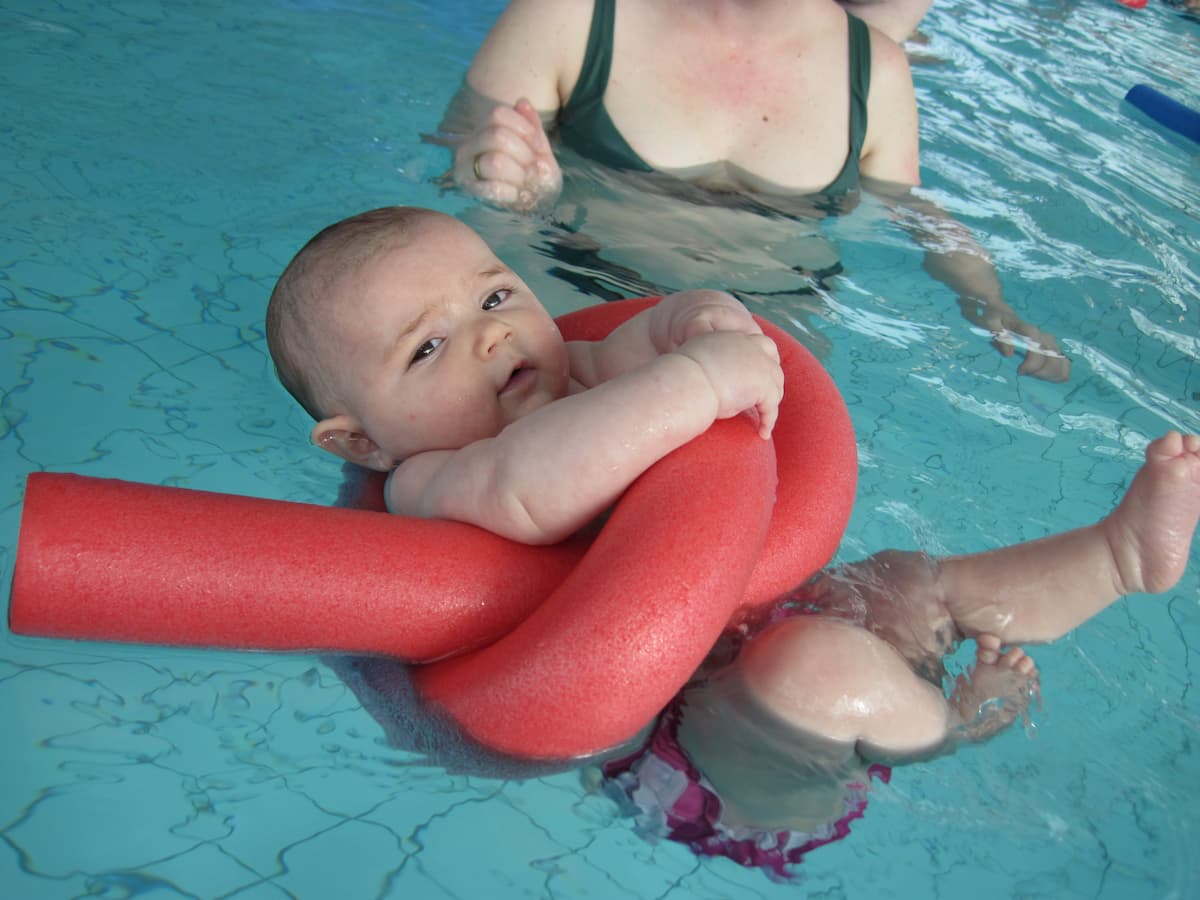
[666,0,830,43]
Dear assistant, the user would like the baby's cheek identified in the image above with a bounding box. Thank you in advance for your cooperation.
[546,334,571,383]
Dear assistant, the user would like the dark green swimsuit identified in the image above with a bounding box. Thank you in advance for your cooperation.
[556,0,872,196]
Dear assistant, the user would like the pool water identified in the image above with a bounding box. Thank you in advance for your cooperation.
[2,0,1198,897]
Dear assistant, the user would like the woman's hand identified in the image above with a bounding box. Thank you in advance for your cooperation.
[452,98,562,212]
[957,295,1071,383]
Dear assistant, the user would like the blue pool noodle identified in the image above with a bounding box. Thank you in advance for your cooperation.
[1124,84,1200,144]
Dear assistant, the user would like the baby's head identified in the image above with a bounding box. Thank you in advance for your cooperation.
[267,206,570,471]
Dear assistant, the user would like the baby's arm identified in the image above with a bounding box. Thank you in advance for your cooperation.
[568,290,780,439]
[570,290,766,381]
[389,323,782,544]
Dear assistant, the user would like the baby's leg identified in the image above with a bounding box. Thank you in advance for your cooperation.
[802,549,955,677]
[713,618,957,764]
[807,432,1200,656]
[675,617,948,831]
[675,618,1040,830]
[938,432,1200,643]
[721,619,1039,756]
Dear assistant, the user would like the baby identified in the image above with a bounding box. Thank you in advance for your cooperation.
[267,205,782,545]
[268,206,1200,874]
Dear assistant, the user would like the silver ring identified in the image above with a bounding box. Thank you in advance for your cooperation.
[472,154,485,181]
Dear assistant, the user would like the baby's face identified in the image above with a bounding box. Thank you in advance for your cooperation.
[321,217,570,464]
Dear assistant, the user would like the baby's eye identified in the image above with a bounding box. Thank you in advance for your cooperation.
[481,289,510,311]
[411,337,443,364]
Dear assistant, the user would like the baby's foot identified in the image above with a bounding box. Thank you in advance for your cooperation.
[1103,432,1200,596]
[949,635,1040,744]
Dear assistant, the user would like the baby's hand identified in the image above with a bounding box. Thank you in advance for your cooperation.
[664,290,763,349]
[455,98,562,211]
[676,331,784,439]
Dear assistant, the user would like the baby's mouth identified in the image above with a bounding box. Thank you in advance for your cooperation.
[501,364,535,394]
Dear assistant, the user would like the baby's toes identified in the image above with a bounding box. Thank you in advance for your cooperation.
[977,634,1003,649]
[976,633,1002,664]
[998,646,1025,669]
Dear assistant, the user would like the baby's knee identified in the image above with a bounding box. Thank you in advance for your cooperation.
[737,620,903,719]
[733,616,949,750]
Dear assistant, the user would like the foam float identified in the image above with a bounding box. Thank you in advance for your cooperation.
[1124,84,1200,145]
[9,297,857,760]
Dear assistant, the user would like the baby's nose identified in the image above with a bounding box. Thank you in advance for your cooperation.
[477,318,515,357]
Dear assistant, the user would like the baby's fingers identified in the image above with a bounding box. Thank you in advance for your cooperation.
[1012,328,1070,382]
[756,396,779,439]
[756,344,785,440]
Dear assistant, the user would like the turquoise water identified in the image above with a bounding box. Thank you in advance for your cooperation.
[2,0,1198,896]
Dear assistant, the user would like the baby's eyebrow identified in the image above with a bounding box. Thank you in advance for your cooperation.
[386,307,432,360]
[475,263,510,282]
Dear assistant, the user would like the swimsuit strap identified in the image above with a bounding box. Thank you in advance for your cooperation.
[820,12,871,197]
[567,0,614,116]
[559,3,869,192]
[847,14,871,168]
[558,0,654,171]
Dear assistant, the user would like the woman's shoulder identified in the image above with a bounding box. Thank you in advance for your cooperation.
[859,23,921,185]
[864,20,914,82]
[469,0,596,107]
[484,0,595,44]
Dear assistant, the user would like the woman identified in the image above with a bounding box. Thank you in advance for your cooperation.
[439,0,1069,381]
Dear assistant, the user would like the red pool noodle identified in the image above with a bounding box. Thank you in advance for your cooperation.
[552,298,857,613]
[9,474,585,662]
[9,297,856,759]
[414,415,775,758]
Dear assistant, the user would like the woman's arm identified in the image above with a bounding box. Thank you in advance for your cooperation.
[461,0,586,110]
[836,0,934,43]
[866,180,1071,382]
[860,30,1069,381]
[436,0,592,210]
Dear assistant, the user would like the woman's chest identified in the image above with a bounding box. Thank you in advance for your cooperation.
[600,30,854,191]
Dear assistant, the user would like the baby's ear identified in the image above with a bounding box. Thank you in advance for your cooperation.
[310,415,397,472]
